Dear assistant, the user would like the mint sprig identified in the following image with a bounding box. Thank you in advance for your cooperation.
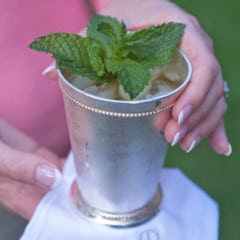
[29,14,185,99]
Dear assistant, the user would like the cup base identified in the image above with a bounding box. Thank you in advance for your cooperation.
[70,180,163,227]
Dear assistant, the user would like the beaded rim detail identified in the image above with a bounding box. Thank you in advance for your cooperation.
[60,83,174,118]
[72,182,163,226]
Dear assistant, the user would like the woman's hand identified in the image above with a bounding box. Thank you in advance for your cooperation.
[43,0,231,155]
[101,0,231,155]
[0,119,63,220]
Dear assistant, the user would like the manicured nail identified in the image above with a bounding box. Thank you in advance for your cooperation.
[186,136,201,153]
[178,105,193,125]
[35,165,62,189]
[225,143,232,157]
[171,126,188,146]
[42,63,55,76]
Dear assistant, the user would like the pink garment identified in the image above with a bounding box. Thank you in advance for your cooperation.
[91,0,111,12]
[0,0,110,156]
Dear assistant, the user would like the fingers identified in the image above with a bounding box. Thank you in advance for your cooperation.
[0,119,60,166]
[0,120,63,220]
[179,96,227,151]
[172,51,220,122]
[208,121,232,156]
[0,175,46,220]
[178,73,224,130]
[0,141,62,189]
[165,95,231,155]
[153,110,171,132]
[42,63,58,80]
[171,11,221,122]
[163,14,232,155]
[0,118,38,152]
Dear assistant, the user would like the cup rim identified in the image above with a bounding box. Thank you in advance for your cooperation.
[57,50,192,106]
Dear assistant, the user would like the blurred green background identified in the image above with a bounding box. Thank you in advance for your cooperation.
[166,1,240,239]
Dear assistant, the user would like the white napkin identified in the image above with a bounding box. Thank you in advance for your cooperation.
[21,153,219,240]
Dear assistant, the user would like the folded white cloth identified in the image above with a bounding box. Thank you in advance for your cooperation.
[21,153,219,240]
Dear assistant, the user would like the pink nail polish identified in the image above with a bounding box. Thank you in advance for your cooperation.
[225,143,232,156]
[171,126,188,146]
[42,63,56,76]
[35,165,62,189]
[178,105,193,125]
[186,136,201,153]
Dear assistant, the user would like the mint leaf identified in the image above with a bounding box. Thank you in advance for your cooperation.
[118,59,150,99]
[87,14,127,57]
[29,32,102,80]
[29,15,186,100]
[125,26,166,57]
[86,43,105,78]
[57,58,97,80]
[142,48,176,70]
[125,23,185,67]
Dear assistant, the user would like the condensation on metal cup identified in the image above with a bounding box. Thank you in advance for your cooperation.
[58,51,192,227]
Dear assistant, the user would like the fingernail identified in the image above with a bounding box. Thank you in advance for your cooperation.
[42,63,55,76]
[178,105,193,125]
[186,136,201,153]
[225,143,232,157]
[171,126,188,146]
[35,165,62,189]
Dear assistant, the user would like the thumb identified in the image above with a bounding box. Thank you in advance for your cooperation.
[0,141,62,189]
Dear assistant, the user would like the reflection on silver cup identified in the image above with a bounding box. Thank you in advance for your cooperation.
[58,50,192,227]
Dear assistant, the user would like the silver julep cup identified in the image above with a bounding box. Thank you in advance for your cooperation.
[58,51,192,227]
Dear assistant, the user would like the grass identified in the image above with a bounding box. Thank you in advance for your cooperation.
[166,1,240,239]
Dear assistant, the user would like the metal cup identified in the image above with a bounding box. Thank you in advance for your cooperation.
[58,51,192,227]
